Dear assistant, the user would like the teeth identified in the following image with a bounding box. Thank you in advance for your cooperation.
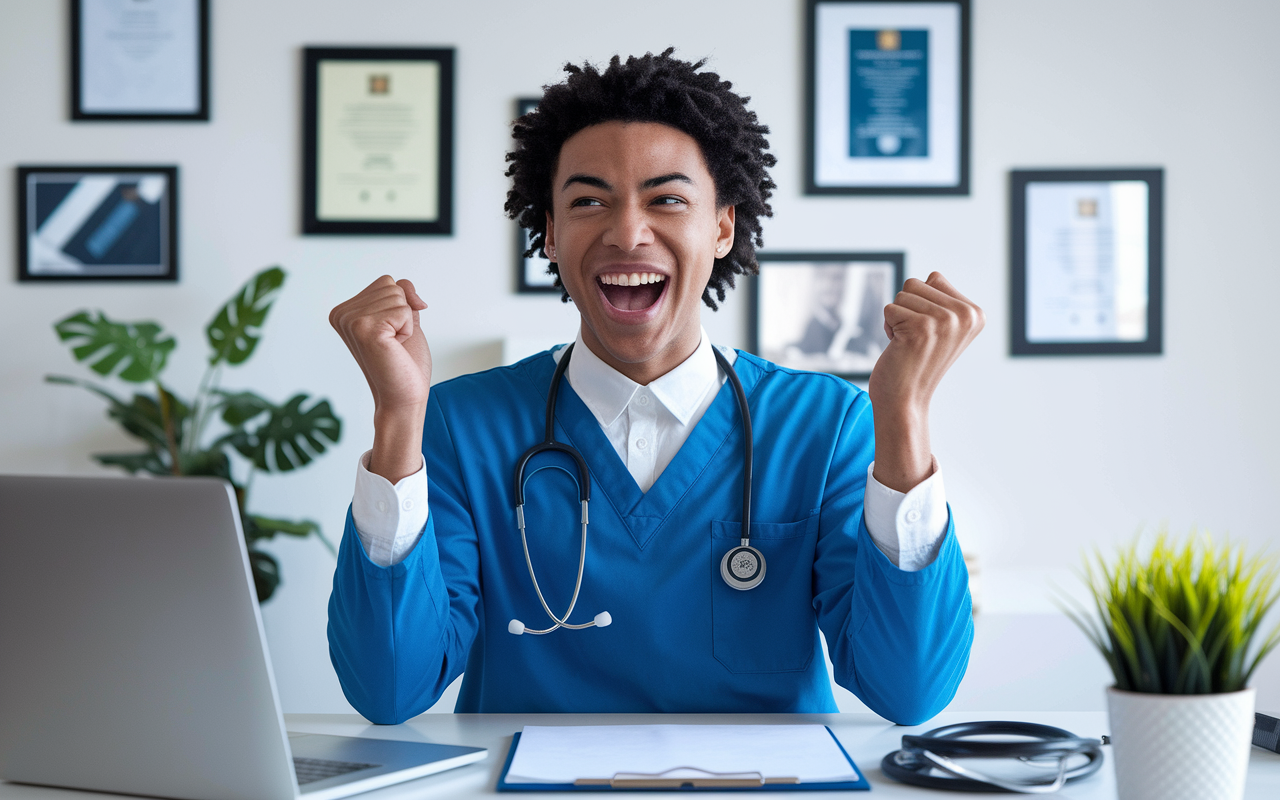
[599,273,665,286]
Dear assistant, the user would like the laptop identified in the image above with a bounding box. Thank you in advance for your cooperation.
[0,475,486,800]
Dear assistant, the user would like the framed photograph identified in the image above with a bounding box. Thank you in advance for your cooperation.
[302,47,454,235]
[16,165,179,282]
[1010,168,1164,356]
[750,252,905,380]
[512,97,558,293]
[71,0,210,121]
[805,0,970,195]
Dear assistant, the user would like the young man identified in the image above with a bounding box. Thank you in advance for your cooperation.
[327,50,984,724]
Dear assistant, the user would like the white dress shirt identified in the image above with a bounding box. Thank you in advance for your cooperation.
[352,330,948,571]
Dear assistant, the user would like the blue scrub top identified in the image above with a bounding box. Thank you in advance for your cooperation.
[328,349,972,724]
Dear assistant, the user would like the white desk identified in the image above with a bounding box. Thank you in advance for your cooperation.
[3,712,1279,799]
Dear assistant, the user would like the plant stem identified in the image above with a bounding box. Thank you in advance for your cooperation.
[185,363,219,457]
[157,381,182,475]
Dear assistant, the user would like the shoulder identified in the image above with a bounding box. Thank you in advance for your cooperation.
[733,349,866,410]
[429,348,559,415]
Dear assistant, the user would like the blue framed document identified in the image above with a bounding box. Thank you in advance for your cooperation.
[16,165,178,282]
[806,0,970,195]
[1010,168,1164,356]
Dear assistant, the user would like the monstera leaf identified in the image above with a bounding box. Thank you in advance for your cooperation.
[54,311,176,383]
[206,266,285,366]
[44,376,190,457]
[245,514,336,555]
[248,549,281,602]
[218,392,341,472]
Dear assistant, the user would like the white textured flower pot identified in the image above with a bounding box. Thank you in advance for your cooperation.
[1107,686,1255,800]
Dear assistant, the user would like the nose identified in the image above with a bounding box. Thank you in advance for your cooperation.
[601,201,654,252]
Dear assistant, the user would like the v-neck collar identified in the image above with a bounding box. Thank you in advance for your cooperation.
[525,348,763,551]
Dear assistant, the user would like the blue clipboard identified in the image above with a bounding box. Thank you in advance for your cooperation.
[496,726,870,792]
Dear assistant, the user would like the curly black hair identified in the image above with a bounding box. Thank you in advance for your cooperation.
[504,48,777,310]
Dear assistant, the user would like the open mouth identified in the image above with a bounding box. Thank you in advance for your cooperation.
[598,272,667,312]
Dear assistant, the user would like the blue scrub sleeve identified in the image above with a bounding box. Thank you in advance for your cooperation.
[327,398,482,724]
[812,392,974,726]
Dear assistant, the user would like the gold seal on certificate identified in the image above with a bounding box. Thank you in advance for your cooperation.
[303,48,455,235]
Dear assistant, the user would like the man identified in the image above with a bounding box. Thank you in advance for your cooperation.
[327,50,983,725]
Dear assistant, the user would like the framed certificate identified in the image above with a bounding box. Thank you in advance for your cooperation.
[512,97,558,293]
[1010,168,1164,356]
[805,0,970,195]
[749,252,905,381]
[302,47,455,235]
[16,165,179,282]
[71,0,210,121]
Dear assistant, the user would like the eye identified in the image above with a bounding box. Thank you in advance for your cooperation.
[570,197,603,207]
[652,195,687,206]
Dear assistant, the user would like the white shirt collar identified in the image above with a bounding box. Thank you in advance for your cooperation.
[562,328,722,428]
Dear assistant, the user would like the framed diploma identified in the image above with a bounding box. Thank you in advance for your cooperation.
[302,47,454,235]
[1010,168,1164,356]
[805,0,970,195]
[71,0,210,121]
[513,97,557,293]
[749,252,905,381]
[16,165,179,282]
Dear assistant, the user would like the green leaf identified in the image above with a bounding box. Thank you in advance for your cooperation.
[177,448,232,480]
[54,311,176,383]
[246,514,336,556]
[214,390,274,426]
[206,266,285,366]
[248,549,280,603]
[222,393,341,472]
[46,375,189,457]
[93,451,168,475]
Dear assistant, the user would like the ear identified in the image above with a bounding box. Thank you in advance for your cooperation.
[715,205,735,258]
[543,210,557,261]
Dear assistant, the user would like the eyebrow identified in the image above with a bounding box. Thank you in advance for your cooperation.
[560,172,695,192]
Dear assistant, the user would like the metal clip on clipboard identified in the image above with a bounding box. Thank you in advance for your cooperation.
[574,767,800,789]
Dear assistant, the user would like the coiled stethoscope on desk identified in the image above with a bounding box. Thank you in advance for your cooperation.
[507,342,762,636]
[881,720,1106,793]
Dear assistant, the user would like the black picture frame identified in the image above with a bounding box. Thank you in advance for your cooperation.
[70,0,211,122]
[302,47,455,235]
[513,97,558,294]
[804,0,970,195]
[749,251,905,380]
[16,165,179,282]
[1010,168,1164,356]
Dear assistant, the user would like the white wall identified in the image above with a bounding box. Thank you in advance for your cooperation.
[3,0,1279,715]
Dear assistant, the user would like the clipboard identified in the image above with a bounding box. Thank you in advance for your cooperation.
[496,726,870,792]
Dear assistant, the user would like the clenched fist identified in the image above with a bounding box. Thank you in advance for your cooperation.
[330,276,431,482]
[868,272,984,492]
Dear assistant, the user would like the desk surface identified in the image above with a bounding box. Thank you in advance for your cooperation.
[3,712,1279,799]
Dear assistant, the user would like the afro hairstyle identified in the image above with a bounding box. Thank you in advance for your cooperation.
[504,48,777,310]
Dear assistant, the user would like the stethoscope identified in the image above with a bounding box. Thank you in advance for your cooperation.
[881,721,1106,793]
[507,342,762,636]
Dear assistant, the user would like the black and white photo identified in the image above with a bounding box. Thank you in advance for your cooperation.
[751,252,905,380]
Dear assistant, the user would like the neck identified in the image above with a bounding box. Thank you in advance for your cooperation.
[578,323,701,385]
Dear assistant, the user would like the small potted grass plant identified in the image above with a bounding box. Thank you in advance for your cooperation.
[1063,533,1280,800]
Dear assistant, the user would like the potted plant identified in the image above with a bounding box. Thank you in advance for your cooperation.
[47,266,341,603]
[1064,533,1280,800]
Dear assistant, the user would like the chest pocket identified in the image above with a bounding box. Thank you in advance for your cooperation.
[710,515,819,673]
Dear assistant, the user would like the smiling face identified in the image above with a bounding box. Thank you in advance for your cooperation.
[544,121,735,385]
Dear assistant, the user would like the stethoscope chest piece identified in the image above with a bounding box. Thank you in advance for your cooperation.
[720,544,766,591]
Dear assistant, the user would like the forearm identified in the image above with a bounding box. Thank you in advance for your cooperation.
[870,402,933,493]
[328,508,473,723]
[824,518,973,725]
[370,404,427,484]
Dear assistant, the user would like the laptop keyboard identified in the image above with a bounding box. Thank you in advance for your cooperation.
[294,757,380,785]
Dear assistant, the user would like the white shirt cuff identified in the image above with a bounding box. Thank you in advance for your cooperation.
[863,457,948,572]
[351,450,429,567]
